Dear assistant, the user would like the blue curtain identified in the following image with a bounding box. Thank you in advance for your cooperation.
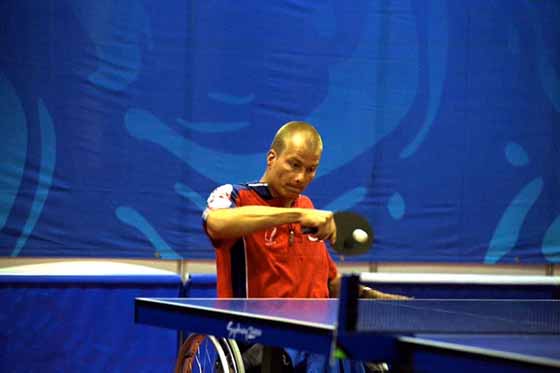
[0,0,559,263]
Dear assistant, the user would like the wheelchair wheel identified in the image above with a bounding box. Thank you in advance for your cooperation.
[218,338,245,373]
[175,334,233,373]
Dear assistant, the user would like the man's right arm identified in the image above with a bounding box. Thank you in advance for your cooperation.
[205,206,335,242]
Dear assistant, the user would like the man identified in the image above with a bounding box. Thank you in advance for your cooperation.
[202,121,404,371]
[203,120,402,300]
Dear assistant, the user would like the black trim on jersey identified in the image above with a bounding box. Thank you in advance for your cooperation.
[230,182,274,201]
[245,182,274,200]
[230,238,247,298]
[229,184,240,207]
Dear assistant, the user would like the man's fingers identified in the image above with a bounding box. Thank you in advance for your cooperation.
[313,225,331,241]
[378,293,411,300]
[300,209,336,241]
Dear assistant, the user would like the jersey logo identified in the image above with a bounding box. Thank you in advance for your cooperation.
[264,227,278,246]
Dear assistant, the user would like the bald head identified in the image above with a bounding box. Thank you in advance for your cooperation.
[270,121,323,156]
[262,121,323,204]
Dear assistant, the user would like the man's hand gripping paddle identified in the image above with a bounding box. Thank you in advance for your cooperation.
[303,211,374,256]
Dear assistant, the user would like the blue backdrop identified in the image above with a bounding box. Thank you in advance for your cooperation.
[1,0,559,263]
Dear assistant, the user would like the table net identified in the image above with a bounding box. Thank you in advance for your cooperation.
[355,299,560,334]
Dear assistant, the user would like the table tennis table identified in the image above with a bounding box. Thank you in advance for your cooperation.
[135,274,560,372]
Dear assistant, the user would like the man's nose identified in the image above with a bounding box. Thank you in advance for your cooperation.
[293,171,305,184]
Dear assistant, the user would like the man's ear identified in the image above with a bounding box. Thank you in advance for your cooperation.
[266,149,277,167]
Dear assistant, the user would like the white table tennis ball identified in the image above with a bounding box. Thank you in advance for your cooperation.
[352,228,368,243]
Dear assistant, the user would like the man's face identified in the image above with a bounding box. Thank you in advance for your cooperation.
[265,134,321,203]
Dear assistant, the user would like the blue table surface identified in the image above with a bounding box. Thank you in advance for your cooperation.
[140,298,339,327]
[144,298,560,333]
[404,334,560,363]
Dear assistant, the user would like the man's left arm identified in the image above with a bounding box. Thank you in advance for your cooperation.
[328,274,409,300]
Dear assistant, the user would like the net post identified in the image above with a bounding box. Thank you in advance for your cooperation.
[338,274,360,332]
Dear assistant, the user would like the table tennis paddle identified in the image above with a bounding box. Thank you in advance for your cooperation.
[302,211,374,256]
